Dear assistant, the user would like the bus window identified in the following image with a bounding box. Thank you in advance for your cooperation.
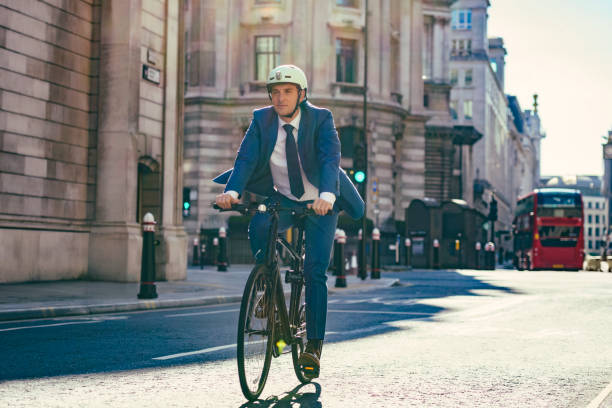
[537,226,580,247]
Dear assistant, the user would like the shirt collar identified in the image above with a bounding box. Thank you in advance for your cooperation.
[278,109,301,132]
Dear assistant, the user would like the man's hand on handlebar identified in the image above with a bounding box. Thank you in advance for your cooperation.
[215,192,240,209]
[308,198,333,216]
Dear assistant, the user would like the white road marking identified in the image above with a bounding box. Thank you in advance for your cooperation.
[587,379,612,408]
[327,309,432,316]
[153,344,237,360]
[153,340,267,361]
[165,308,239,318]
[0,317,123,332]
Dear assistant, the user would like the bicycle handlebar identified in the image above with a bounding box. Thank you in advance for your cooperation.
[212,202,332,216]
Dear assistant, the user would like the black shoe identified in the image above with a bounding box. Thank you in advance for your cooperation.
[298,340,322,379]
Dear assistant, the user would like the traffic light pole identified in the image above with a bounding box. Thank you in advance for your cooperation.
[360,0,369,279]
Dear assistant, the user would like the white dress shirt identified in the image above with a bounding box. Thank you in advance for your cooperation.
[227,111,336,205]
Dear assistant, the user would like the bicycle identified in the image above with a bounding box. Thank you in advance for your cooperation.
[213,201,327,401]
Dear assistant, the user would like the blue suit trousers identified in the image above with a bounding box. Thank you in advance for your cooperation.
[248,193,339,340]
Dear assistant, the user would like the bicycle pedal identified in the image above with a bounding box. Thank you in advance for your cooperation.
[300,364,319,378]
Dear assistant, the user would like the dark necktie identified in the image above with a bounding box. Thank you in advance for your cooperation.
[283,124,305,199]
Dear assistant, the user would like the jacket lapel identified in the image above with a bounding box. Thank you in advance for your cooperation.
[297,102,309,160]
[264,108,279,162]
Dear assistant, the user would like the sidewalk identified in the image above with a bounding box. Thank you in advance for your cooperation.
[0,265,400,322]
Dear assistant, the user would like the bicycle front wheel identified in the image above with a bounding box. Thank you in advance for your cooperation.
[237,264,274,401]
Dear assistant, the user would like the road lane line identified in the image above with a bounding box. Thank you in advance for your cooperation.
[0,320,102,332]
[153,344,237,360]
[153,340,267,361]
[328,309,432,316]
[165,308,239,318]
[587,379,612,408]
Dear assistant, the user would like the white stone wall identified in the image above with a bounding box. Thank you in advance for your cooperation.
[584,196,607,255]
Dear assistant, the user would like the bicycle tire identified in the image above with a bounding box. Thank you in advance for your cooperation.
[290,280,311,383]
[237,264,274,401]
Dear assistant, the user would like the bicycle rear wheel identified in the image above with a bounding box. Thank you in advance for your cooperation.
[290,280,311,383]
[237,264,274,401]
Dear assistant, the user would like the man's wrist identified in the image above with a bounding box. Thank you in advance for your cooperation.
[319,192,336,205]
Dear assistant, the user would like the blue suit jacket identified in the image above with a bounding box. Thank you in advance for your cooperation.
[213,101,365,220]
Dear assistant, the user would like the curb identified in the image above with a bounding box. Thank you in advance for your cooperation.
[0,278,400,322]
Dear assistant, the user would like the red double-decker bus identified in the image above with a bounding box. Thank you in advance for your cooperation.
[513,188,584,271]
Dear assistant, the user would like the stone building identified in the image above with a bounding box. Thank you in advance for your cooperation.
[448,0,543,253]
[183,0,436,248]
[0,0,187,283]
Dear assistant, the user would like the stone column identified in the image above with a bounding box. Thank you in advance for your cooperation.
[158,0,187,281]
[88,0,143,282]
[409,0,424,114]
[432,17,444,82]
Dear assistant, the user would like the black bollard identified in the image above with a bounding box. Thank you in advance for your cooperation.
[192,237,199,266]
[332,229,341,276]
[455,237,462,269]
[212,237,219,268]
[394,234,401,265]
[485,242,495,270]
[371,228,381,279]
[200,241,206,270]
[433,239,440,269]
[138,213,158,299]
[404,238,412,270]
[217,227,228,272]
[475,242,482,270]
[358,229,367,280]
[334,229,347,288]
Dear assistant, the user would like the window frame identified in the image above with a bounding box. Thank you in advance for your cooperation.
[254,35,281,82]
[335,37,359,84]
[463,100,473,120]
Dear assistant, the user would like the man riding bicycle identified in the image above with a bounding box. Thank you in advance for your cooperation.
[214,64,364,379]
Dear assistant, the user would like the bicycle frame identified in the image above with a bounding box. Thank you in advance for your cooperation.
[263,203,307,351]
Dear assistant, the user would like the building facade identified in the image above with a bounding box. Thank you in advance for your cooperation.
[0,0,187,283]
[448,0,542,253]
[184,0,435,248]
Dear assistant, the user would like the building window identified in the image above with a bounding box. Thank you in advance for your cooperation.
[336,38,358,83]
[463,100,473,120]
[451,9,472,30]
[596,240,601,249]
[464,69,473,86]
[596,215,600,223]
[588,215,592,223]
[588,202,592,209]
[596,202,600,209]
[589,240,593,249]
[490,59,498,73]
[458,40,465,55]
[336,0,358,7]
[451,40,457,55]
[450,100,458,120]
[467,39,472,55]
[588,227,592,236]
[255,36,280,82]
[596,227,600,237]
[450,69,458,85]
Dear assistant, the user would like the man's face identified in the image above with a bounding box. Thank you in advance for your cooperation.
[270,83,303,117]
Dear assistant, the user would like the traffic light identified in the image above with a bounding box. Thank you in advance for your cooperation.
[352,144,366,185]
[183,187,191,217]
[489,197,498,221]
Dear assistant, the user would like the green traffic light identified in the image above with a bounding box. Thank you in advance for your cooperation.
[354,171,366,183]
[183,202,190,210]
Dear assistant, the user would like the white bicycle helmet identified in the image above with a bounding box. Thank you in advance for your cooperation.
[266,65,308,117]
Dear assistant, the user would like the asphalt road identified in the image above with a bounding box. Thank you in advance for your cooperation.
[1,269,611,407]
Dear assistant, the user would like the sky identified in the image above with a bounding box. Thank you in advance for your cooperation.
[487,0,612,177]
